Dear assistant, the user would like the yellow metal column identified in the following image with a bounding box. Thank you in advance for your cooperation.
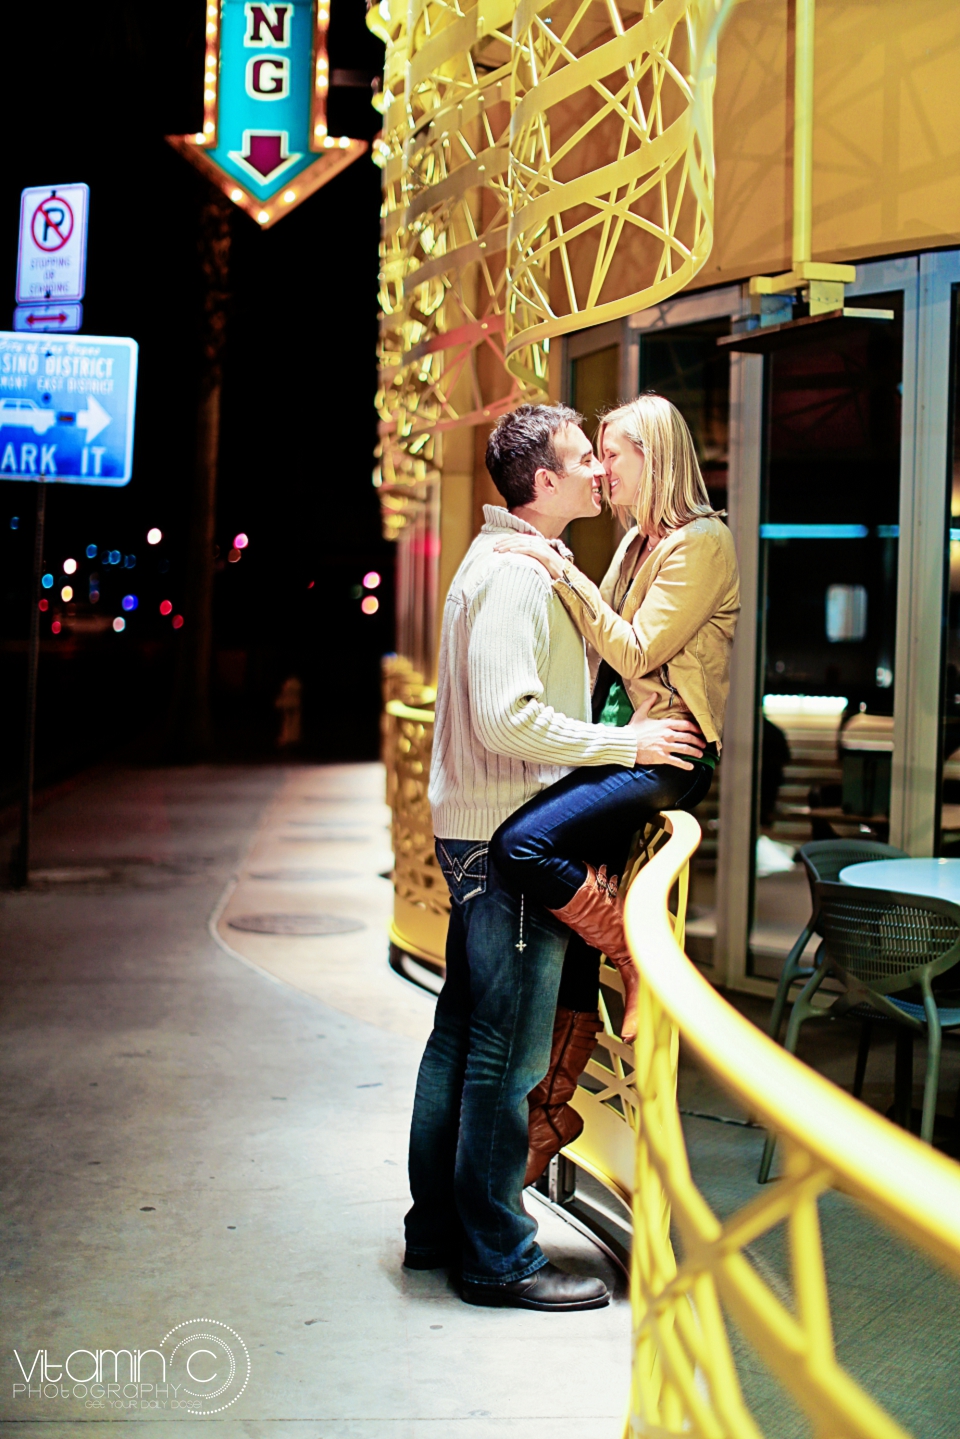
[748,0,862,314]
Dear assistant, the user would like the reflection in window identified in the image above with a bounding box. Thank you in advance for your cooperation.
[751,299,904,981]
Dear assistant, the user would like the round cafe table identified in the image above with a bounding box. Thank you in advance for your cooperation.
[839,857,960,904]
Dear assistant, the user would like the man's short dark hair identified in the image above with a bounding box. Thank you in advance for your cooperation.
[485,404,583,509]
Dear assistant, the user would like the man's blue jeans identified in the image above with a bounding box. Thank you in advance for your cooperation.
[405,838,569,1285]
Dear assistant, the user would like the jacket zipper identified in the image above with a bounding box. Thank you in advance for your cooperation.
[659,663,679,708]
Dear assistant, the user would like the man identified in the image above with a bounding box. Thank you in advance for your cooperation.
[404,404,702,1311]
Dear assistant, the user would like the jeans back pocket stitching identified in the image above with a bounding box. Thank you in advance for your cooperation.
[436,842,488,904]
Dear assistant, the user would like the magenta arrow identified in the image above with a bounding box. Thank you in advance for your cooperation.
[242,134,287,178]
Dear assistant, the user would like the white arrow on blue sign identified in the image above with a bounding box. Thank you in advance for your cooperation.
[0,332,137,486]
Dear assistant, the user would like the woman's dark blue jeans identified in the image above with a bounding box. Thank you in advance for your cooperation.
[491,760,713,913]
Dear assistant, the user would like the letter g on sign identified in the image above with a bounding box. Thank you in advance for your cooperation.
[246,56,289,98]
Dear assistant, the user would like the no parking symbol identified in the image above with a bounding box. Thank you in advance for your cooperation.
[31,195,75,252]
[16,183,89,305]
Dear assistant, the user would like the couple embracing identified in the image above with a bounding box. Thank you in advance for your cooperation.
[404,396,740,1310]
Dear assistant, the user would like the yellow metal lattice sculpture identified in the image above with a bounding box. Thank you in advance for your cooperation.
[623,811,960,1439]
[506,0,734,387]
[396,0,539,434]
[368,0,735,532]
[370,0,436,538]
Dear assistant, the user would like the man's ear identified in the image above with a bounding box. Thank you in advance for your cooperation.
[532,466,558,500]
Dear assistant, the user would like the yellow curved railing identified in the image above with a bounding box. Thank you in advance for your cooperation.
[623,810,960,1439]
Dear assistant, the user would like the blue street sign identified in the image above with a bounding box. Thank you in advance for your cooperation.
[13,302,83,334]
[0,332,138,486]
[167,0,366,229]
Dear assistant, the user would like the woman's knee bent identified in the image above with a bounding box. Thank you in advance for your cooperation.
[490,816,546,889]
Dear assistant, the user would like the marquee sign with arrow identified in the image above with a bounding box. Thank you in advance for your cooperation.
[167,0,367,228]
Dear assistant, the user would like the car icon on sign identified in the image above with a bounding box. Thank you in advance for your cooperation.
[0,398,57,434]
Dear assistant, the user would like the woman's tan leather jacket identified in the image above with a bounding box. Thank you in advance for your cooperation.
[553,516,740,748]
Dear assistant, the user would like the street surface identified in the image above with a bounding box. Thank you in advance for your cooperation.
[0,762,628,1438]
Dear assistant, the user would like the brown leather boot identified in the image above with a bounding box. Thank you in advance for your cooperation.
[548,864,640,1044]
[525,1007,603,1187]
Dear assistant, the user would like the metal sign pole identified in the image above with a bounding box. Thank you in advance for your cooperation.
[12,479,47,889]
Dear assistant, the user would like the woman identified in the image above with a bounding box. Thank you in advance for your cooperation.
[491,394,739,1179]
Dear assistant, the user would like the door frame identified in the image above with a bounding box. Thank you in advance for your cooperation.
[890,250,960,857]
[717,254,955,991]
[563,257,955,993]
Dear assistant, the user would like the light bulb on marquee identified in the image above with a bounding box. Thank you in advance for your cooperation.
[166,0,367,230]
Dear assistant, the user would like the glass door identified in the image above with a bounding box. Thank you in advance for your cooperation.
[749,301,904,979]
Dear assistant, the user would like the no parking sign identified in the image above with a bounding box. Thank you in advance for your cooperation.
[16,184,89,306]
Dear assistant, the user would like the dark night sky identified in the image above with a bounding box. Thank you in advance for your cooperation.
[0,0,390,799]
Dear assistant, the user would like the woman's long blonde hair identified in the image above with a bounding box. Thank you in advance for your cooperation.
[597,394,722,535]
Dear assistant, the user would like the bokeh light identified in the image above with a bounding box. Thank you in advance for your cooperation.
[172,614,184,630]
[41,573,53,589]
[51,620,61,635]
[112,616,126,633]
[233,533,249,550]
[10,516,19,530]
[361,595,379,615]
[147,527,162,545]
[86,543,97,559]
[362,571,381,589]
[121,594,138,612]
[107,550,121,565]
[63,558,77,575]
[61,585,74,602]
[89,590,99,603]
[124,554,136,569]
[228,547,241,563]
[159,600,173,616]
[38,599,48,612]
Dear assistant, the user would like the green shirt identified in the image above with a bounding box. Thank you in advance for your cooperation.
[598,677,716,768]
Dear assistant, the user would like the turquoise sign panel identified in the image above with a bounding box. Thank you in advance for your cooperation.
[207,0,319,199]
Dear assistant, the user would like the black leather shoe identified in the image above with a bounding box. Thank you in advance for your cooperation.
[461,1261,609,1311]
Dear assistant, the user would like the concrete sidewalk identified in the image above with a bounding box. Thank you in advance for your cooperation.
[0,763,629,1439]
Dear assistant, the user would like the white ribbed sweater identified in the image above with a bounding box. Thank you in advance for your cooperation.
[429,506,637,840]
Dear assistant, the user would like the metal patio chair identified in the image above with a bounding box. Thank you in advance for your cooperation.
[766,838,907,1046]
[759,882,960,1182]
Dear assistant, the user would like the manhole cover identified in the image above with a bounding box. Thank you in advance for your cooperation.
[248,868,360,882]
[227,913,365,935]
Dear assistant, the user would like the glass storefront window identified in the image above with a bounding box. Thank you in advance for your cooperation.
[750,298,904,980]
[939,288,960,855]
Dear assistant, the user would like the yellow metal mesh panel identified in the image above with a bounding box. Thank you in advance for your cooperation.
[368,0,734,535]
